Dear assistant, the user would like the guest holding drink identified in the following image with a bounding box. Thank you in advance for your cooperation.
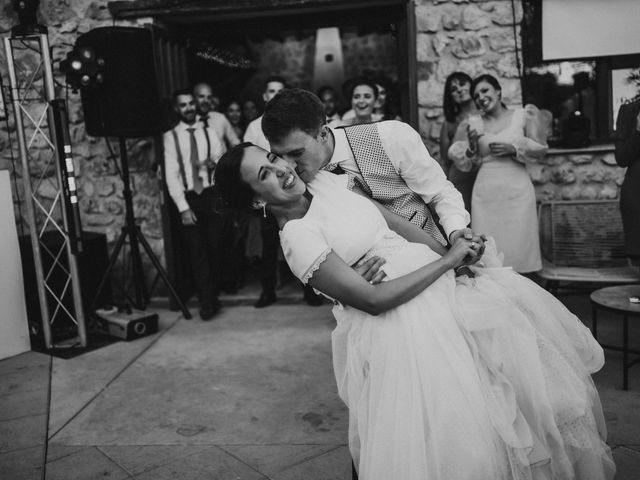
[449,74,548,273]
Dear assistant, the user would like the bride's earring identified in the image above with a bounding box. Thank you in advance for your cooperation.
[252,200,267,218]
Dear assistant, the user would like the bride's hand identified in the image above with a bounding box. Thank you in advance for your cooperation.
[443,238,476,269]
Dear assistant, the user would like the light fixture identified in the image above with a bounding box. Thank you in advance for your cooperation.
[60,46,104,92]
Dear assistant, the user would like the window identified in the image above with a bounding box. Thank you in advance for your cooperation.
[521,0,640,146]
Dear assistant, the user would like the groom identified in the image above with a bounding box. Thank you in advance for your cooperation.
[262,88,486,265]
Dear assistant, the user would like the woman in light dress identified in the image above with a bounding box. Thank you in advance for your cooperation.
[331,78,379,127]
[439,71,478,212]
[215,142,615,480]
[449,74,546,273]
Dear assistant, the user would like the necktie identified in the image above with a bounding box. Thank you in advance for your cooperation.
[322,162,345,175]
[187,127,204,194]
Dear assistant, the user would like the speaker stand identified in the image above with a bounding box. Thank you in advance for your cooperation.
[91,137,191,319]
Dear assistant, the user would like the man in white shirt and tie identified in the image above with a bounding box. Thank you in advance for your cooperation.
[163,89,228,320]
[193,82,240,151]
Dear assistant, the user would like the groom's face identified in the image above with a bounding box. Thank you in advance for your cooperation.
[269,127,330,184]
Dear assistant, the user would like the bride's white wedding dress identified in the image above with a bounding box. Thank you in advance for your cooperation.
[280,171,615,480]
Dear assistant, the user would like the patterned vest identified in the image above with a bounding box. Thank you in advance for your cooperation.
[341,123,446,245]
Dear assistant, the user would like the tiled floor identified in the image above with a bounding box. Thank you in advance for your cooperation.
[1,285,640,479]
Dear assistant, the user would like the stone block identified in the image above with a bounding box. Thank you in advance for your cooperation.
[499,77,522,104]
[416,6,442,32]
[417,33,436,62]
[105,200,124,215]
[423,107,444,119]
[433,31,454,56]
[491,0,523,26]
[441,4,462,30]
[598,184,619,200]
[482,28,515,53]
[462,4,491,30]
[550,165,576,185]
[451,32,486,58]
[417,61,436,81]
[600,154,618,166]
[528,165,550,185]
[417,79,443,107]
[569,154,594,165]
[0,5,16,34]
[40,0,76,27]
[560,185,595,200]
[495,54,519,78]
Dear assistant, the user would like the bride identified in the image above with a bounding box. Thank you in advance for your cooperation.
[214,142,615,480]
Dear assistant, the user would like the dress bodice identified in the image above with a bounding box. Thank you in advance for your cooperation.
[474,108,526,161]
[280,171,404,284]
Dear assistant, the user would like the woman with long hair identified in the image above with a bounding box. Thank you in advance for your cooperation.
[333,78,379,127]
[215,141,614,480]
[224,100,245,140]
[449,74,547,274]
[439,72,478,211]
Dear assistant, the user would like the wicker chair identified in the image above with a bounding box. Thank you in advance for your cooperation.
[537,199,640,294]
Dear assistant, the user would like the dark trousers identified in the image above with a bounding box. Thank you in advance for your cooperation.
[181,187,234,310]
[260,211,280,296]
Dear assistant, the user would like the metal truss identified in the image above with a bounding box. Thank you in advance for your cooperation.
[4,34,86,348]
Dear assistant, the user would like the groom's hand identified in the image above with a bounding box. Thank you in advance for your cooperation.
[353,255,387,285]
[449,228,486,264]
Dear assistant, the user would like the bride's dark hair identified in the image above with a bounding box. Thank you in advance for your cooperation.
[214,142,256,211]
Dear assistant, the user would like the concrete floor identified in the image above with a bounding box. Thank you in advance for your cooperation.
[1,282,640,479]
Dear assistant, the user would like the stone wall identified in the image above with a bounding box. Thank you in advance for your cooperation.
[1,0,168,287]
[414,0,524,158]
[414,0,625,201]
[531,147,625,201]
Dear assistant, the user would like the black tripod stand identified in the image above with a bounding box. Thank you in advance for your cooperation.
[91,137,191,319]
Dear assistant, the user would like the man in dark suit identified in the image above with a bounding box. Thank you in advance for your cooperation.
[614,94,640,265]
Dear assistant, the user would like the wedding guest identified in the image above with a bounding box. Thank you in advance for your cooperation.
[449,74,548,273]
[224,100,245,140]
[614,92,640,265]
[317,85,341,125]
[193,82,240,151]
[242,99,259,124]
[439,72,478,211]
[163,89,227,320]
[333,78,378,127]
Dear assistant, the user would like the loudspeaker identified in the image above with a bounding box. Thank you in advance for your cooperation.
[77,27,163,137]
[20,232,113,341]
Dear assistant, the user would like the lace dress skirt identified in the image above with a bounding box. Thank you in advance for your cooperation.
[331,235,614,480]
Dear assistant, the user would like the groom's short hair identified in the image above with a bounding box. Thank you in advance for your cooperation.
[262,88,326,143]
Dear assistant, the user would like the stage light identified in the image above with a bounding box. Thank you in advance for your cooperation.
[60,46,104,92]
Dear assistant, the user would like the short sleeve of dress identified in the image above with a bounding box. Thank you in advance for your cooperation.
[280,220,332,284]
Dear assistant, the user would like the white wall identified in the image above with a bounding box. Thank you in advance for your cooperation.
[0,170,30,360]
[543,0,640,60]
